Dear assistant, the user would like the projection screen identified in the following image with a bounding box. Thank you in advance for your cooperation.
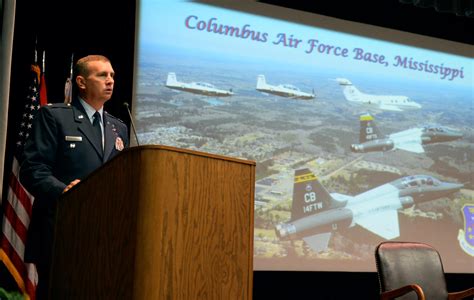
[132,0,473,273]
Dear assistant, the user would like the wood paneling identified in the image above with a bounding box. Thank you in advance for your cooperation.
[50,145,255,299]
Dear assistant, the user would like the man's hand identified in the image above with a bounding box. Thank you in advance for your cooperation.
[63,179,81,193]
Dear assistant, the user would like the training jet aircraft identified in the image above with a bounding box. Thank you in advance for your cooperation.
[165,72,234,97]
[351,114,463,153]
[256,75,315,100]
[275,168,463,252]
[336,78,421,111]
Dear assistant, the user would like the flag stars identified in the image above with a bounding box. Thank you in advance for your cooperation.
[13,67,43,155]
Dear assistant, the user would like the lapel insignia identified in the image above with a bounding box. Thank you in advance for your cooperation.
[78,115,84,119]
[115,137,124,151]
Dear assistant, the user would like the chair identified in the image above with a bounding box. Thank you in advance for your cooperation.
[375,241,474,300]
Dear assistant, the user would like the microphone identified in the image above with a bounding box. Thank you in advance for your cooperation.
[123,102,140,147]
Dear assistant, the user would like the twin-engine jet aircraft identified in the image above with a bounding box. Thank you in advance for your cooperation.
[275,168,463,252]
[351,114,463,153]
[165,72,234,97]
[336,78,421,111]
[256,75,315,100]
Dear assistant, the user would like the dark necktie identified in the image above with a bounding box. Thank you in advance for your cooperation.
[92,111,103,153]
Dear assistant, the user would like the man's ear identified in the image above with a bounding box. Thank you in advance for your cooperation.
[76,76,86,89]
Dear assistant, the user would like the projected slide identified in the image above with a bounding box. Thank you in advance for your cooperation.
[134,1,473,272]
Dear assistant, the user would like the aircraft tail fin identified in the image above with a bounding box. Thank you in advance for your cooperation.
[290,168,337,221]
[336,78,362,102]
[166,72,178,87]
[256,75,267,90]
[359,113,383,143]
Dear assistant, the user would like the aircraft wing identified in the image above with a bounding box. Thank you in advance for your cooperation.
[396,142,425,153]
[356,210,400,240]
[378,103,403,112]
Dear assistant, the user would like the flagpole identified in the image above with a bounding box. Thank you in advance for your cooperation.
[0,0,17,204]
[69,53,74,79]
[42,50,45,74]
[34,36,38,65]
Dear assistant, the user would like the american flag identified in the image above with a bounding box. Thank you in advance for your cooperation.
[0,64,44,299]
[39,72,48,107]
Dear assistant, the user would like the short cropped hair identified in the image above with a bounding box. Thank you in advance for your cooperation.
[74,55,111,78]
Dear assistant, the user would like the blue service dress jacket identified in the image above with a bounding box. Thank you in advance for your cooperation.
[19,98,129,263]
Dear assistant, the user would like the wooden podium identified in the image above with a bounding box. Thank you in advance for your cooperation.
[49,145,255,299]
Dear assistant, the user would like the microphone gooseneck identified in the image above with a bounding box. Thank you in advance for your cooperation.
[123,102,140,147]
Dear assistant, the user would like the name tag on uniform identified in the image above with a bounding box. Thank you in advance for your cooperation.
[65,136,82,142]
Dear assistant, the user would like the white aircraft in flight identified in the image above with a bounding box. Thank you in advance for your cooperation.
[336,78,421,112]
[275,168,463,252]
[256,75,315,100]
[165,72,234,97]
[350,113,463,153]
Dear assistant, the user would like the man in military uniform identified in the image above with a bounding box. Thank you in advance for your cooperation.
[20,55,129,299]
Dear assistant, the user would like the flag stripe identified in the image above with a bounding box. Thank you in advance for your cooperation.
[4,193,30,244]
[3,198,28,245]
[25,263,38,300]
[6,185,30,231]
[1,217,26,262]
[11,155,34,203]
[0,229,27,280]
[9,169,33,216]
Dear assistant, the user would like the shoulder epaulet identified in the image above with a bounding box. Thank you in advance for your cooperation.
[45,103,72,109]
[104,111,125,124]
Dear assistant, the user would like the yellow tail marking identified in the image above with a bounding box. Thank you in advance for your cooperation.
[295,173,317,183]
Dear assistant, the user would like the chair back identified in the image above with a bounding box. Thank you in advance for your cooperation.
[375,241,449,300]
